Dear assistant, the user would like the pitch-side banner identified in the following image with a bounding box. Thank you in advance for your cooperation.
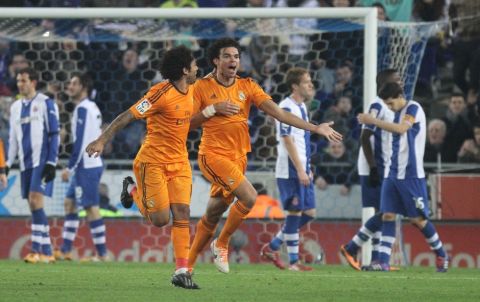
[0,218,479,268]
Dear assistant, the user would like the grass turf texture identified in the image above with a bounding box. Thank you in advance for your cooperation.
[0,261,479,302]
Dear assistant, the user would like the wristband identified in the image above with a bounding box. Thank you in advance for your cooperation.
[202,104,216,118]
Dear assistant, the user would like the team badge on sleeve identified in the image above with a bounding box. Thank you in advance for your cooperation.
[136,98,152,115]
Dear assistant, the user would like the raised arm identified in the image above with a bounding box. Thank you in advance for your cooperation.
[358,113,411,134]
[259,99,342,142]
[86,109,135,157]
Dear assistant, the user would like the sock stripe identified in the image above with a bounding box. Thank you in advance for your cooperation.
[173,220,190,228]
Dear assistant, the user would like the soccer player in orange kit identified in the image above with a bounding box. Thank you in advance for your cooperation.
[187,38,343,274]
[85,45,237,289]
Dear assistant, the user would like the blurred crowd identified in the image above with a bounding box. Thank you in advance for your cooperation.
[0,0,479,194]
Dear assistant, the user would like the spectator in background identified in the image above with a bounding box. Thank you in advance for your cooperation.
[0,39,10,96]
[323,0,356,7]
[372,2,388,21]
[424,119,450,162]
[357,0,413,22]
[457,122,480,163]
[450,0,480,102]
[5,52,29,95]
[412,0,450,97]
[442,93,473,162]
[312,141,356,196]
[320,95,353,138]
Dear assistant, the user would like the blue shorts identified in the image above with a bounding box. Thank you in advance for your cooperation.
[360,176,382,209]
[66,167,103,208]
[380,178,429,218]
[20,165,54,199]
[276,178,315,211]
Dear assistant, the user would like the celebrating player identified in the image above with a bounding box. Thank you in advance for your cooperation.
[7,67,60,263]
[187,38,342,274]
[357,82,448,272]
[86,46,204,289]
[54,73,107,262]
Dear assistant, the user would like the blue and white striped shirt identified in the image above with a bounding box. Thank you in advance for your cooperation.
[275,97,311,179]
[385,100,426,179]
[7,93,60,171]
[358,96,394,177]
[68,98,103,171]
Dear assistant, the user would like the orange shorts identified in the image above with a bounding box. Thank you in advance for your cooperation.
[132,159,192,217]
[198,154,247,205]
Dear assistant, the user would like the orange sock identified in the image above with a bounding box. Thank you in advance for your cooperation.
[188,216,217,269]
[216,201,250,249]
[172,219,190,269]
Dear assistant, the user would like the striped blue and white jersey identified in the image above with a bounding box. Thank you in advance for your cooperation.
[358,96,394,177]
[7,93,60,171]
[68,98,103,171]
[275,97,311,179]
[385,100,426,179]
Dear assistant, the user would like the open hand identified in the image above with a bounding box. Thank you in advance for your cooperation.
[314,122,342,143]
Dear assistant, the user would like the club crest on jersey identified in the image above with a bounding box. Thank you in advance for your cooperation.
[238,91,246,102]
[228,177,235,186]
[147,199,155,209]
[136,98,152,115]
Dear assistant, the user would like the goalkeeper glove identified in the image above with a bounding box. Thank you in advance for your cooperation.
[41,163,56,183]
[368,167,380,187]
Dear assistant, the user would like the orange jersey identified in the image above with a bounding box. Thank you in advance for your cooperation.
[129,81,193,164]
[193,74,271,159]
[0,138,5,169]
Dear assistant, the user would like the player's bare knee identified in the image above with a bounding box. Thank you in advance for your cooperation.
[171,203,190,221]
[149,211,170,227]
[382,212,396,221]
[241,190,257,209]
[410,217,427,229]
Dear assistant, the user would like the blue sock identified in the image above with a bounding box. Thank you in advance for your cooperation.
[90,219,107,257]
[421,221,446,258]
[282,215,301,264]
[379,220,396,265]
[270,213,314,252]
[371,231,381,262]
[345,213,382,255]
[31,209,44,253]
[269,230,284,251]
[61,213,79,253]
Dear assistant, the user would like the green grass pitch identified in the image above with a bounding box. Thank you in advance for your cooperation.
[0,261,479,302]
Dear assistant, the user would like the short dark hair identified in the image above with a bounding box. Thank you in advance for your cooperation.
[376,68,398,91]
[285,67,308,92]
[16,67,38,82]
[71,72,93,95]
[160,45,194,82]
[450,92,465,100]
[208,38,240,68]
[378,82,404,100]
